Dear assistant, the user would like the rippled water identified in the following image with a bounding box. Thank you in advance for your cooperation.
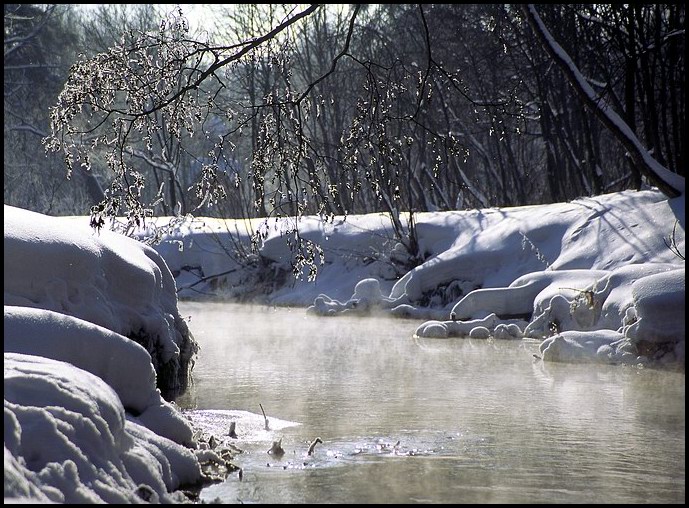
[176,302,685,504]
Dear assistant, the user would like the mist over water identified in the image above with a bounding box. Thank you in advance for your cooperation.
[177,302,685,504]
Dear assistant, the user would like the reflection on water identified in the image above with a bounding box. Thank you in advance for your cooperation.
[177,302,685,504]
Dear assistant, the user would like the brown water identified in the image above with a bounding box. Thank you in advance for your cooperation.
[176,302,685,504]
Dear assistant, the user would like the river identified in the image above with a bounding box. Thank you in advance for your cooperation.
[176,302,685,504]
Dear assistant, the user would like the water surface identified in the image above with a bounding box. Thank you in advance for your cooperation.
[177,302,685,504]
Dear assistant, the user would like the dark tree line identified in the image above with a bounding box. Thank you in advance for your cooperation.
[5,4,685,272]
[4,4,87,214]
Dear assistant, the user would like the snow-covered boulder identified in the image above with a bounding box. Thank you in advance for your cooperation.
[623,268,685,347]
[539,330,636,364]
[308,277,406,316]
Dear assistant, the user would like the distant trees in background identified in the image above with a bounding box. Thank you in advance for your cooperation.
[6,5,685,240]
[4,4,88,214]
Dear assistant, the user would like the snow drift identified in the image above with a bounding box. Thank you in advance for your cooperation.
[4,205,203,503]
[4,353,200,503]
[4,205,198,398]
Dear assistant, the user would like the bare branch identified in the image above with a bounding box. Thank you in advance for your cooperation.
[521,4,684,197]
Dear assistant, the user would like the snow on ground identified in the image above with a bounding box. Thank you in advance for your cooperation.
[4,306,194,445]
[145,212,401,304]
[4,205,203,503]
[148,188,684,368]
[5,353,199,503]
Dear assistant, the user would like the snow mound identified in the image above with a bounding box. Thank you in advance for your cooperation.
[4,353,201,503]
[3,205,198,398]
[4,306,194,446]
[308,277,406,316]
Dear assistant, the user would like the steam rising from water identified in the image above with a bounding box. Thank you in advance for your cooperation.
[178,302,685,504]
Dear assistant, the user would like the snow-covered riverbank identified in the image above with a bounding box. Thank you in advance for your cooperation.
[153,188,685,367]
[4,206,204,503]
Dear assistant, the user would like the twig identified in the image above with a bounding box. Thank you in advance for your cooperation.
[559,287,595,307]
[307,437,323,456]
[259,403,269,430]
[176,267,238,293]
[663,220,685,260]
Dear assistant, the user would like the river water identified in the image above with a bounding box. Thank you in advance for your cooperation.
[176,302,685,504]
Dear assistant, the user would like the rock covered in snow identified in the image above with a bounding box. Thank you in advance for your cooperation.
[308,277,406,316]
[623,268,685,345]
[539,330,636,364]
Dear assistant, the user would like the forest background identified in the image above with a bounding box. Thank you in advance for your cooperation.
[4,4,685,264]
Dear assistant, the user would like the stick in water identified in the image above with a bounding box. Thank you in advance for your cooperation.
[227,421,237,439]
[307,437,323,456]
[259,403,269,430]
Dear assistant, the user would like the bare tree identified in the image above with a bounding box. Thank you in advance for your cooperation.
[44,5,324,228]
[41,4,684,285]
[521,4,684,198]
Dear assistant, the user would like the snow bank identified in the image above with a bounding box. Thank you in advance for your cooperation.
[4,205,204,503]
[4,205,198,397]
[4,353,200,503]
[147,212,401,304]
[302,190,684,367]
[392,190,683,304]
[146,216,261,299]
[4,306,193,445]
[140,189,683,368]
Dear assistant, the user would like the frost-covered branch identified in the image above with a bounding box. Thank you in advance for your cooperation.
[43,5,322,231]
